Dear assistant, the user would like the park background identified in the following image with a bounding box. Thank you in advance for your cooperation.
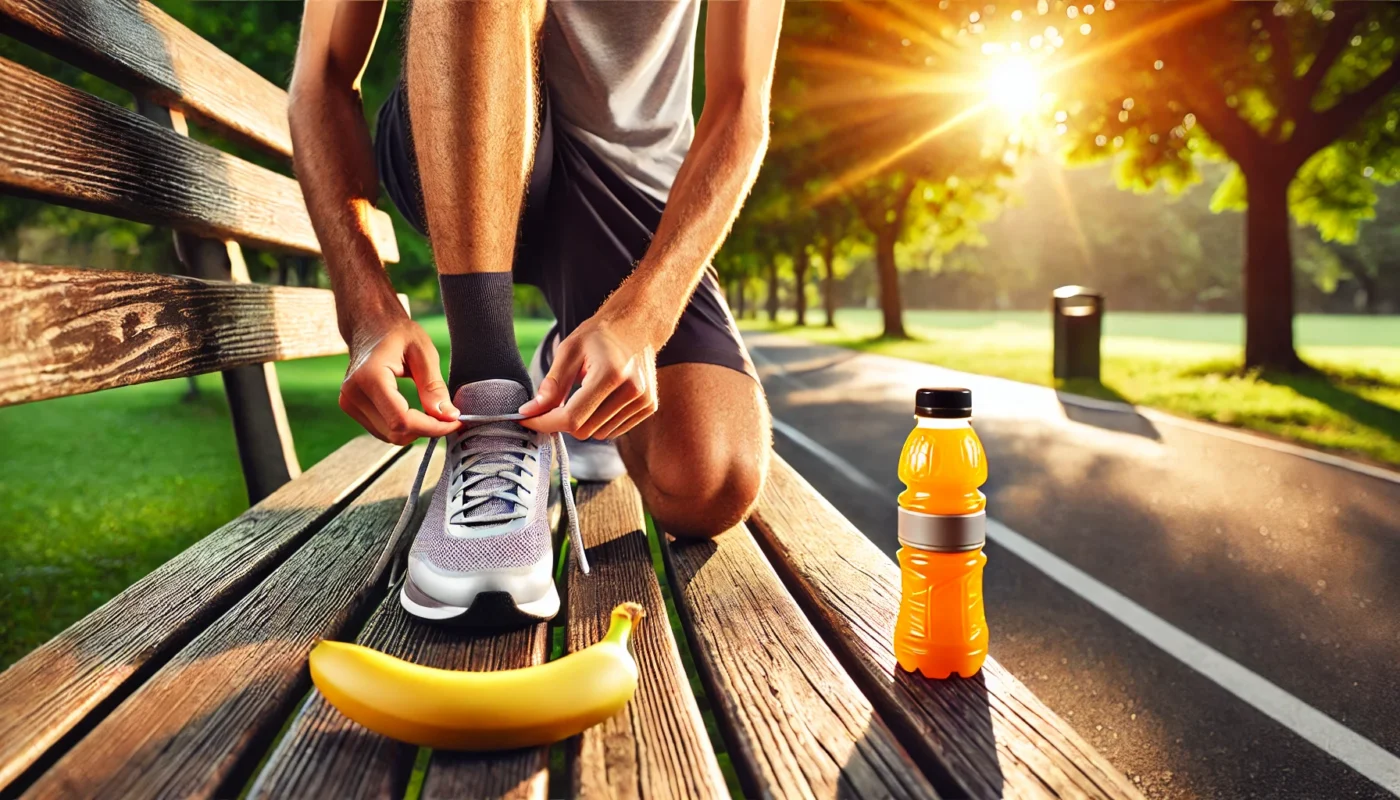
[2,0,1398,679]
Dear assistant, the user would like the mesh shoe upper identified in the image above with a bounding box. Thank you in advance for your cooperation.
[410,380,554,574]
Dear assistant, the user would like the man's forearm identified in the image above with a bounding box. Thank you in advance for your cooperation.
[600,92,769,347]
[289,79,403,342]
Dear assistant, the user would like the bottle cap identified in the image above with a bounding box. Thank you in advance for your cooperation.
[898,508,986,552]
[915,387,972,419]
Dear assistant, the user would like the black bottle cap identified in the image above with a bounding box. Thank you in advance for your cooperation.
[915,387,972,418]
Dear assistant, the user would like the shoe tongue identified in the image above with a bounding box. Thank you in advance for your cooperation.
[453,379,531,417]
[451,379,534,529]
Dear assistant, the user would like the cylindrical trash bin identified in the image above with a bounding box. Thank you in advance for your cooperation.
[1052,285,1102,381]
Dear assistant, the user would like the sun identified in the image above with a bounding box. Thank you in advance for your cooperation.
[983,56,1041,119]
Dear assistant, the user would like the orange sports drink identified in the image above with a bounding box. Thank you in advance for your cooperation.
[893,387,989,679]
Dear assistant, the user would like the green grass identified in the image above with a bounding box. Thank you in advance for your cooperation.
[741,309,1400,466]
[0,316,552,669]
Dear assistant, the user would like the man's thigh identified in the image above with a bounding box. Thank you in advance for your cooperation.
[616,362,770,494]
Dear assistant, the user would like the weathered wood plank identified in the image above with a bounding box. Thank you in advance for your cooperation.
[0,57,399,262]
[134,98,303,505]
[0,436,401,795]
[566,478,728,799]
[18,443,433,800]
[418,629,550,800]
[660,521,940,800]
[248,586,549,800]
[750,456,1144,800]
[0,0,292,158]
[0,262,410,407]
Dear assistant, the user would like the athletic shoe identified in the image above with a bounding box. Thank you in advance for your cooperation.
[395,378,587,627]
[527,324,628,483]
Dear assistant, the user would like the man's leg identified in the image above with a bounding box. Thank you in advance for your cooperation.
[616,364,771,538]
[405,0,546,391]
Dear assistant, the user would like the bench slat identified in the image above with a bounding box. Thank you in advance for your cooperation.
[0,57,399,262]
[566,478,728,799]
[249,585,548,800]
[660,522,940,799]
[19,443,430,800]
[0,0,292,158]
[0,436,400,795]
[0,262,377,407]
[751,457,1144,800]
[419,626,549,800]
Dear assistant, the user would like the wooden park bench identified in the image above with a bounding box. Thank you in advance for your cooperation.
[0,2,1144,797]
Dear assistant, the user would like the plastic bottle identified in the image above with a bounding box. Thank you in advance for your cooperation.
[893,387,990,680]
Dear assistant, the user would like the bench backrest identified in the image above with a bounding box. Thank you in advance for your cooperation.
[0,0,401,502]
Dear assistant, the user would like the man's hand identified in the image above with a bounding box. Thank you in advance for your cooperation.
[519,315,659,440]
[340,315,461,445]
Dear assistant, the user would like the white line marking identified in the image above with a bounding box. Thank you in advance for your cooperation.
[770,417,1400,797]
[771,419,885,495]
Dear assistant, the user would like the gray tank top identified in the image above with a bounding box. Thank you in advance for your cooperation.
[544,0,700,201]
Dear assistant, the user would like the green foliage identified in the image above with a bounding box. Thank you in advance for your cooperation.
[1034,0,1400,237]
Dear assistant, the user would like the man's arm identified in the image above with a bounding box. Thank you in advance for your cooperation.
[290,0,458,444]
[521,0,785,437]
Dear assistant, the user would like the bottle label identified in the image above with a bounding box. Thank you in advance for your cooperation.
[898,508,986,552]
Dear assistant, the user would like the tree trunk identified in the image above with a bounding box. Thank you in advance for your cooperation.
[736,278,747,318]
[821,239,837,327]
[874,226,907,339]
[1242,167,1302,371]
[793,248,810,326]
[767,260,780,323]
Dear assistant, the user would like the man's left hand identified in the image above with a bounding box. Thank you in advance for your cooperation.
[518,315,660,440]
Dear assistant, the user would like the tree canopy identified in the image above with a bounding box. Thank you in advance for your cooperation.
[1024,0,1400,368]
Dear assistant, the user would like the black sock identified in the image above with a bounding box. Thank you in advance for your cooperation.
[439,272,532,394]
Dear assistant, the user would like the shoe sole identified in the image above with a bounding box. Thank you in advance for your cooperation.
[400,573,560,630]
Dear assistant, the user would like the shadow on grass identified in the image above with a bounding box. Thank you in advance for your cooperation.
[1183,359,1400,448]
[1261,371,1400,447]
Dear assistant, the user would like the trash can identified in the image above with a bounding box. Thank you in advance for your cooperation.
[1052,285,1102,381]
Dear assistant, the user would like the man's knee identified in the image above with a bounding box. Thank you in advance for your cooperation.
[643,445,768,539]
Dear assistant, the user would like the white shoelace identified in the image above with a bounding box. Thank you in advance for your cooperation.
[373,413,588,589]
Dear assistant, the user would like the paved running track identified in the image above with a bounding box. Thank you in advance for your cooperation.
[745,331,1400,800]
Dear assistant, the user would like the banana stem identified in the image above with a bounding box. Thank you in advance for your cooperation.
[604,602,646,647]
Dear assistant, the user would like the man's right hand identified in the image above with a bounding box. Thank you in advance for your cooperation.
[340,315,461,445]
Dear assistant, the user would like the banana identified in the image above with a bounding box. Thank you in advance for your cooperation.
[309,602,644,751]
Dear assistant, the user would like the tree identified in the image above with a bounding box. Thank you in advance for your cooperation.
[1038,0,1400,370]
[773,1,1017,339]
[811,199,860,327]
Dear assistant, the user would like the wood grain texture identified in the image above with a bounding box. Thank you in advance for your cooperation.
[566,478,728,800]
[0,0,292,158]
[0,57,399,262]
[750,457,1145,800]
[0,436,401,795]
[19,443,433,800]
[134,99,303,505]
[0,262,411,407]
[660,521,940,800]
[248,588,549,800]
[419,624,550,800]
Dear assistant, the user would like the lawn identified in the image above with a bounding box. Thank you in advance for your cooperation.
[742,309,1400,466]
[0,316,552,669]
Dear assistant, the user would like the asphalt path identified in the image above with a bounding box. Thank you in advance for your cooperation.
[745,332,1400,800]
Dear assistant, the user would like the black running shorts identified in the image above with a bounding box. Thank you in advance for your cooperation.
[375,82,756,380]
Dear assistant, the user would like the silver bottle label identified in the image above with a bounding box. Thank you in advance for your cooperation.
[898,508,986,552]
